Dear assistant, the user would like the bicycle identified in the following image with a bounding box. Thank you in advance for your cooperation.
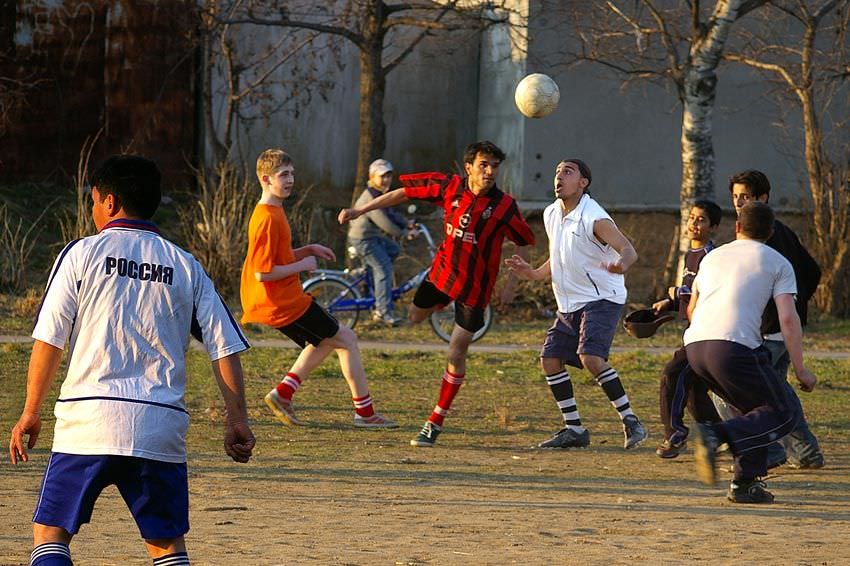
[302,222,493,343]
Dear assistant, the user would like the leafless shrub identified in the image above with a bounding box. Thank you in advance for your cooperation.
[0,203,50,293]
[11,288,41,319]
[58,130,102,243]
[179,161,252,298]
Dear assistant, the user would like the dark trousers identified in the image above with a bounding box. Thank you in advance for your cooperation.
[686,340,802,480]
[659,346,720,443]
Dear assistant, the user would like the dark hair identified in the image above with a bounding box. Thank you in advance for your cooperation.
[89,155,162,219]
[728,169,771,200]
[463,140,506,165]
[561,158,592,188]
[738,201,774,240]
[692,199,722,227]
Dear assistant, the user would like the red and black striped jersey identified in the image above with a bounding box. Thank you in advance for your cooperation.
[401,172,535,309]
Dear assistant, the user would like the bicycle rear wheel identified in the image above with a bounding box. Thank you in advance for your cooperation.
[303,278,361,329]
[429,303,493,343]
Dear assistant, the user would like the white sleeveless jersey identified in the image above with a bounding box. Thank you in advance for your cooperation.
[32,220,250,463]
[544,194,627,313]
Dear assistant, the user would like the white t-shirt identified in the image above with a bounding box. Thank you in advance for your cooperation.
[544,193,627,313]
[32,220,250,463]
[684,238,797,350]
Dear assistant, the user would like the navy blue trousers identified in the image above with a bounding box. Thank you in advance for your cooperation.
[685,340,801,480]
[659,346,720,443]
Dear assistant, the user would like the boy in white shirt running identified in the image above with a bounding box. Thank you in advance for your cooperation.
[507,159,647,450]
[686,201,816,503]
[8,155,255,565]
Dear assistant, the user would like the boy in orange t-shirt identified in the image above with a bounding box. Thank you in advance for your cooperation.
[241,149,397,428]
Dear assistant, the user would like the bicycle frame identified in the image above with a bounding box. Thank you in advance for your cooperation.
[302,224,437,316]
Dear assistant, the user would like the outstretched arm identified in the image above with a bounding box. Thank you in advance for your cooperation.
[211,354,256,463]
[256,256,318,282]
[293,244,336,262]
[338,188,409,224]
[9,340,63,464]
[505,255,551,281]
[594,219,637,274]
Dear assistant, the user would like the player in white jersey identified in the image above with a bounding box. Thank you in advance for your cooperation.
[506,159,646,451]
[685,202,817,503]
[8,155,255,566]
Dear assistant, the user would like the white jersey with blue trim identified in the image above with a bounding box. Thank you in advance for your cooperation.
[32,219,250,463]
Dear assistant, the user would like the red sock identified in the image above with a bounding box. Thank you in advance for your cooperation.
[428,370,465,427]
[276,372,301,400]
[353,394,374,417]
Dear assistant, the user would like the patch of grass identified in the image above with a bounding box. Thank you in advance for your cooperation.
[2,345,848,463]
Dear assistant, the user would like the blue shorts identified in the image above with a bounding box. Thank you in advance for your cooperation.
[33,453,189,540]
[540,300,623,369]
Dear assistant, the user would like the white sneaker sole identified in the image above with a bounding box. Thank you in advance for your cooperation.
[354,420,399,429]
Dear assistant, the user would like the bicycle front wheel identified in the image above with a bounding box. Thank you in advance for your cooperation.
[429,303,493,343]
[303,278,361,329]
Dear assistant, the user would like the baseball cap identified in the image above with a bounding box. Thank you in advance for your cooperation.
[369,159,393,176]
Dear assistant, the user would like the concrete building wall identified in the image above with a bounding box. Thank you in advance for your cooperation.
[510,3,809,210]
[218,13,481,194]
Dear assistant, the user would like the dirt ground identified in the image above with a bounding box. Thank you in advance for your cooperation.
[2,435,848,566]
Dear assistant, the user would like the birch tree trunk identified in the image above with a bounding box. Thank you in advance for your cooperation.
[674,0,744,278]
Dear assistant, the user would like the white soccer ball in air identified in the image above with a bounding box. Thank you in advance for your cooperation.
[514,73,560,118]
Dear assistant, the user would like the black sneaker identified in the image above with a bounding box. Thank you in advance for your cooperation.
[538,427,590,449]
[693,422,720,485]
[410,422,441,447]
[788,452,825,469]
[622,415,647,450]
[727,479,775,504]
[656,437,686,459]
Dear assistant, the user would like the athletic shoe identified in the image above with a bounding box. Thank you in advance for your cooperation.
[264,389,304,426]
[538,427,590,449]
[354,413,399,429]
[767,456,787,470]
[410,422,441,447]
[788,452,825,470]
[622,415,647,449]
[727,480,775,504]
[693,422,720,485]
[372,311,403,327]
[655,437,686,459]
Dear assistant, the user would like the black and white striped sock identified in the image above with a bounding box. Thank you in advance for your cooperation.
[595,367,634,420]
[546,370,583,430]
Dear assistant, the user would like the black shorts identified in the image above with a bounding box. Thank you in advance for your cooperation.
[277,299,340,348]
[413,279,485,333]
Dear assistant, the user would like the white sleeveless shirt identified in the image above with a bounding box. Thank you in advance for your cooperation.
[544,194,627,313]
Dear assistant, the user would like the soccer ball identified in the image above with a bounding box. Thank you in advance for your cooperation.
[514,73,560,118]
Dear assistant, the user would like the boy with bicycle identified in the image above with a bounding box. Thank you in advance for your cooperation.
[339,141,535,447]
[241,148,397,429]
[347,158,418,326]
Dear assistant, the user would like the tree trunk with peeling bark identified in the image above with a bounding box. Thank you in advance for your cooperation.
[673,1,743,278]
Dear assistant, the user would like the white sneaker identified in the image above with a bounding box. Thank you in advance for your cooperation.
[353,412,399,428]
[264,389,304,426]
[371,311,403,326]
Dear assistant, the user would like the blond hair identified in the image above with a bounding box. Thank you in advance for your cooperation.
[256,149,293,184]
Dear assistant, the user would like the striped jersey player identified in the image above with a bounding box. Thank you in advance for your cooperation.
[339,141,535,447]
[8,155,255,566]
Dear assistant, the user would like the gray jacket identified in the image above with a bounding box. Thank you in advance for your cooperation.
[348,185,408,240]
